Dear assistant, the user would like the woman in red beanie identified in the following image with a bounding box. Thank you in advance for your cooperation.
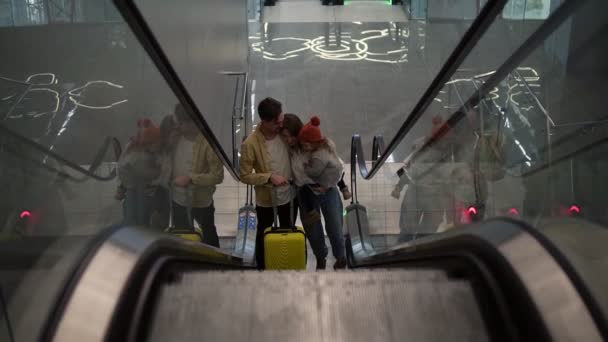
[116,118,171,227]
[296,115,347,269]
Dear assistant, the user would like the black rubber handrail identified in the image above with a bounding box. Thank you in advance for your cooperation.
[512,68,555,126]
[0,76,30,86]
[350,134,384,204]
[39,225,251,342]
[2,143,93,183]
[521,135,608,178]
[352,0,510,181]
[112,0,241,181]
[451,70,496,117]
[0,124,120,181]
[0,286,14,342]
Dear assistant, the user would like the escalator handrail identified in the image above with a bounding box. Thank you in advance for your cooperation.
[350,134,384,204]
[346,217,607,341]
[0,76,31,86]
[112,0,242,182]
[0,124,120,181]
[45,226,251,342]
[352,0,509,181]
[222,70,249,170]
[453,70,497,117]
[512,68,555,126]
[3,142,100,183]
[521,135,608,178]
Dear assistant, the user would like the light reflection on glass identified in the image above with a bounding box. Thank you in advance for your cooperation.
[251,24,409,64]
[68,80,128,109]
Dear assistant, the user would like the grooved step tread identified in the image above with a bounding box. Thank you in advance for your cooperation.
[147,269,488,342]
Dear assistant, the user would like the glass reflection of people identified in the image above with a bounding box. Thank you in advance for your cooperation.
[116,118,170,228]
[454,108,488,223]
[171,104,223,247]
[392,111,489,238]
[391,116,460,239]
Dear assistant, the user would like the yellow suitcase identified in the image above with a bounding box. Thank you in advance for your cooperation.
[165,188,203,243]
[164,226,203,242]
[263,184,306,270]
[264,225,306,270]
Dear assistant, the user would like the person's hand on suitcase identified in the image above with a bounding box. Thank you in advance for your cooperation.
[270,173,288,186]
[173,175,191,187]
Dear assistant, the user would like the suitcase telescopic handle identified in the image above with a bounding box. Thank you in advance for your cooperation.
[167,186,194,231]
[271,181,298,232]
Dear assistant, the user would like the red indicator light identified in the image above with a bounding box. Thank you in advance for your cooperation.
[508,208,519,216]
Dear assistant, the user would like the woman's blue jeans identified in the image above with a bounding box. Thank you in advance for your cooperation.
[299,185,345,260]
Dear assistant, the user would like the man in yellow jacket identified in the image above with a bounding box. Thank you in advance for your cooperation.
[240,97,296,269]
[172,104,224,247]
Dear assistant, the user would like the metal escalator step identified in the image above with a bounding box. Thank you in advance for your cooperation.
[177,268,452,284]
[147,270,488,342]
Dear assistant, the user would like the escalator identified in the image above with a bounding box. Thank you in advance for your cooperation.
[2,0,608,341]
[43,219,604,342]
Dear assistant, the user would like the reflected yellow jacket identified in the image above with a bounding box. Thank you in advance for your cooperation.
[239,127,274,207]
[184,134,224,207]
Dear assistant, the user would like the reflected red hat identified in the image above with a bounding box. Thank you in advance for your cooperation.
[136,118,161,145]
[431,115,450,137]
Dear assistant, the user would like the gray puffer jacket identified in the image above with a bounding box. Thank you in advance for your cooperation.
[304,139,343,188]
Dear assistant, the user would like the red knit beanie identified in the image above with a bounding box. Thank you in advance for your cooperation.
[298,116,323,143]
[136,118,161,145]
[430,115,450,137]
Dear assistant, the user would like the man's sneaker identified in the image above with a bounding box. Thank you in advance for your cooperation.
[340,187,352,200]
[333,257,347,270]
[316,258,327,271]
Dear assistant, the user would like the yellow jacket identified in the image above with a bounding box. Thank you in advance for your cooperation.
[187,134,224,207]
[239,127,275,207]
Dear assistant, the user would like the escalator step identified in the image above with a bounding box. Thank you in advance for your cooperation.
[146,270,488,342]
